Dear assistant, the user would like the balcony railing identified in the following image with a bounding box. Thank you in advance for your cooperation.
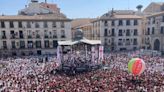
[19,35,24,39]
[53,35,57,38]
[44,35,49,38]
[28,35,32,39]
[36,34,41,39]
[3,46,7,49]
[1,36,6,39]
[10,35,16,39]
[61,35,66,38]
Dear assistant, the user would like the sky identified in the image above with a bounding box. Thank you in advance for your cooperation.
[0,0,163,18]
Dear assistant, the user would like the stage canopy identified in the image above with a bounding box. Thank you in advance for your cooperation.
[58,38,101,46]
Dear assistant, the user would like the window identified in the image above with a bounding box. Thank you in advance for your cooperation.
[161,26,164,34]
[27,30,32,38]
[27,22,31,28]
[20,41,25,49]
[35,22,40,28]
[18,21,22,28]
[53,30,57,38]
[104,29,108,36]
[126,39,130,45]
[162,16,164,22]
[118,20,123,26]
[147,28,150,35]
[36,30,40,38]
[104,21,108,26]
[111,28,115,36]
[2,31,6,39]
[118,39,123,46]
[27,41,33,48]
[11,41,16,49]
[52,22,56,28]
[19,30,24,39]
[152,27,155,34]
[61,30,65,38]
[10,30,15,39]
[61,22,64,28]
[44,30,49,38]
[53,40,58,48]
[118,29,123,36]
[152,17,155,24]
[112,20,115,26]
[44,40,49,48]
[134,20,138,25]
[126,20,130,26]
[9,21,14,28]
[134,29,138,36]
[43,22,48,28]
[36,41,41,48]
[3,41,7,49]
[1,21,5,28]
[126,29,130,36]
[133,39,138,45]
[104,38,108,45]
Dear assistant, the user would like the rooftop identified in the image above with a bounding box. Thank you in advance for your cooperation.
[100,10,143,20]
[0,14,71,21]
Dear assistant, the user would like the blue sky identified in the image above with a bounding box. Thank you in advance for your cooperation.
[0,0,163,18]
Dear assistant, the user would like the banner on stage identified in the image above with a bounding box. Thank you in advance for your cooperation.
[91,46,95,63]
[57,46,61,65]
[99,46,104,60]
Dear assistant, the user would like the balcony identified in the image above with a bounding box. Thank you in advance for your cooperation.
[111,42,115,46]
[111,34,115,37]
[53,35,57,38]
[61,25,64,28]
[61,35,66,38]
[104,34,108,37]
[10,35,16,39]
[19,35,24,39]
[28,35,32,39]
[104,23,108,27]
[36,34,41,39]
[118,42,123,46]
[1,36,6,39]
[3,46,7,49]
[44,35,49,39]
[11,46,16,49]
[20,46,25,49]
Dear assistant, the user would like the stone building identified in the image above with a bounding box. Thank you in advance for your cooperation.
[144,12,164,52]
[92,10,144,51]
[0,0,71,56]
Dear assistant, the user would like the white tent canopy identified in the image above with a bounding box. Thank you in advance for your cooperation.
[58,39,101,46]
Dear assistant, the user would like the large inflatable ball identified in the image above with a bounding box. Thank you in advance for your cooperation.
[128,58,146,76]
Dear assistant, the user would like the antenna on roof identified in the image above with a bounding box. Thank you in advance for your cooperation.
[128,0,130,9]
[111,8,115,17]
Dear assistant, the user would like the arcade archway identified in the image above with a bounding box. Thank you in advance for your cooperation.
[153,39,160,51]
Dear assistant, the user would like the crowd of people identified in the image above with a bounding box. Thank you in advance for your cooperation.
[0,51,164,92]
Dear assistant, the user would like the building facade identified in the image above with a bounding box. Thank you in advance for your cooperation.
[93,10,144,51]
[143,2,164,15]
[0,0,71,57]
[144,12,164,52]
